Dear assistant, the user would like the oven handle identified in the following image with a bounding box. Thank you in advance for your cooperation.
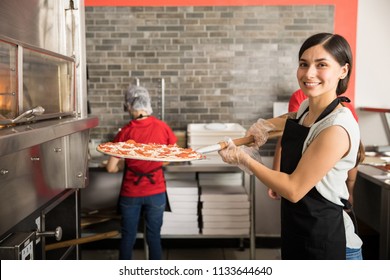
[45,230,119,251]
[36,226,62,241]
[11,106,45,123]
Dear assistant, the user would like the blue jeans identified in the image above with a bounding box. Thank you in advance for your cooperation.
[118,193,166,260]
[346,247,363,260]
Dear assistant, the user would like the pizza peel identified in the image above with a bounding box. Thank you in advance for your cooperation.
[196,130,283,154]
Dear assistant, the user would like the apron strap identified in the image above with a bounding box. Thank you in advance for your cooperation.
[127,166,162,185]
[297,96,350,123]
[341,198,359,235]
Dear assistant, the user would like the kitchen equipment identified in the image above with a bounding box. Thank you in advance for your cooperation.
[0,0,98,260]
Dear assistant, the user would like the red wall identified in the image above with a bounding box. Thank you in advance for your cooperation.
[84,0,358,103]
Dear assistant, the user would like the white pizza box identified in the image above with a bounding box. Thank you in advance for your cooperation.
[187,123,246,146]
[202,228,249,235]
[187,136,244,146]
[163,220,199,228]
[202,221,250,229]
[163,212,198,222]
[200,185,248,202]
[202,201,250,209]
[201,208,249,216]
[202,214,249,222]
[188,137,243,146]
[166,180,198,195]
[167,194,198,202]
[170,201,198,209]
[161,226,200,235]
[187,123,246,135]
[200,193,248,202]
[169,207,198,215]
[169,201,198,214]
[164,172,197,181]
[198,173,243,186]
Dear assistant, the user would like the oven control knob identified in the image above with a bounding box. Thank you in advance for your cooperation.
[36,226,63,241]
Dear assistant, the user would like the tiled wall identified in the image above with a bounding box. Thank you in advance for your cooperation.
[85,5,333,155]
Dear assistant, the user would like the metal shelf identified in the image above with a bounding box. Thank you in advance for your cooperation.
[164,163,256,260]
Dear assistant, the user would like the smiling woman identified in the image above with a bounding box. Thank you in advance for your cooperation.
[219,32,362,260]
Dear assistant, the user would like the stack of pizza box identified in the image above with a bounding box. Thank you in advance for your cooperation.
[187,123,246,165]
[199,173,250,236]
[161,178,199,235]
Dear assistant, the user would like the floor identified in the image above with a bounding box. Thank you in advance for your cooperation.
[80,239,281,260]
[79,214,379,260]
[81,247,281,260]
[80,214,282,260]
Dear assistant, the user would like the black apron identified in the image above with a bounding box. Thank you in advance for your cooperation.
[121,165,171,212]
[280,97,349,260]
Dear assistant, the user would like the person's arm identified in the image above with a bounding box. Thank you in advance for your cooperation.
[221,125,350,203]
[106,156,122,173]
[269,137,282,200]
[272,137,282,171]
[346,166,358,205]
[345,141,365,205]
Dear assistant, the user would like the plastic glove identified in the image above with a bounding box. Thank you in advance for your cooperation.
[219,139,262,175]
[246,119,276,148]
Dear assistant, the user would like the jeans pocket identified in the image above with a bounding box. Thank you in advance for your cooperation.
[149,193,166,209]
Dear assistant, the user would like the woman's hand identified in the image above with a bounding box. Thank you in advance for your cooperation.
[246,119,276,148]
[219,139,262,174]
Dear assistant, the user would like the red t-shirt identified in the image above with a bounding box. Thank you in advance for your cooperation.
[113,116,177,197]
[288,89,359,121]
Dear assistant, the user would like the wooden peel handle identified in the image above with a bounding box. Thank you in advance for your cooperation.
[218,130,282,150]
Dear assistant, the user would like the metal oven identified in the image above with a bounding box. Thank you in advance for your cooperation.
[0,0,98,259]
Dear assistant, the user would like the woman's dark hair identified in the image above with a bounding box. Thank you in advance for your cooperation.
[298,33,353,95]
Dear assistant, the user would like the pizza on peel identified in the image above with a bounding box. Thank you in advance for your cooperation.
[97,139,204,162]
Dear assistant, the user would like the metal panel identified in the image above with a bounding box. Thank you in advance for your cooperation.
[0,0,65,55]
[0,144,64,237]
[65,130,90,188]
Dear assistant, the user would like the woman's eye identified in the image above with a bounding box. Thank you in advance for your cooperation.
[299,62,307,67]
[317,63,327,68]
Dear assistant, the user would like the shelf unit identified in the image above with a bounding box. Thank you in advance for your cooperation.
[163,163,256,260]
[81,163,256,259]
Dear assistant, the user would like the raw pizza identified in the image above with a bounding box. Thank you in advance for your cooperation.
[97,139,204,162]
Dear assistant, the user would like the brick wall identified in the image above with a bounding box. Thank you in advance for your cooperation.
[85,5,333,155]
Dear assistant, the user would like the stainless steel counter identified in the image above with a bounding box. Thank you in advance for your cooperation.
[358,165,390,189]
[0,116,99,157]
[355,164,390,259]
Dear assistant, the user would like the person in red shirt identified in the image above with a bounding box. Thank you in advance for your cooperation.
[106,85,177,260]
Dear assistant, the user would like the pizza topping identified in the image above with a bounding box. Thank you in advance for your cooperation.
[97,140,204,161]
